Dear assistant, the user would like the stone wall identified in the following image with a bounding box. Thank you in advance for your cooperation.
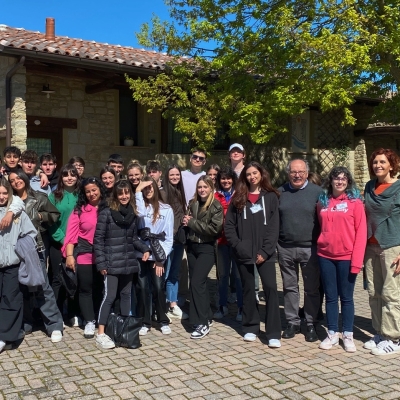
[0,55,27,150]
[25,72,161,176]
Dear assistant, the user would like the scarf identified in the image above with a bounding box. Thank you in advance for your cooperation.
[110,204,134,227]
[219,188,233,202]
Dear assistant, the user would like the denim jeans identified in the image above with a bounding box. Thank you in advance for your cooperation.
[217,244,243,308]
[165,243,185,303]
[319,257,356,332]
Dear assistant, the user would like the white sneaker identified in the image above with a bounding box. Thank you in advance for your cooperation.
[244,333,257,342]
[268,339,281,348]
[319,331,339,350]
[139,326,150,336]
[371,340,400,356]
[84,321,96,339]
[342,332,356,353]
[363,334,383,350]
[213,306,228,319]
[0,340,6,353]
[51,330,63,343]
[161,325,171,335]
[96,333,115,349]
[167,305,189,320]
[236,308,242,322]
[69,316,83,327]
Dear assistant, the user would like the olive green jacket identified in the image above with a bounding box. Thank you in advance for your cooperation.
[187,199,223,243]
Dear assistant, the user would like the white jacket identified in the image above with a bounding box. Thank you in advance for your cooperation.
[135,192,174,263]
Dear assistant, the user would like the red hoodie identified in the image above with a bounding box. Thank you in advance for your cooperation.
[317,194,367,273]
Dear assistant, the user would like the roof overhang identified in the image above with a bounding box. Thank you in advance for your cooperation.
[0,45,159,77]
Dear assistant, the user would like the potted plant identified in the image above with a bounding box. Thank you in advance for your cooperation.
[124,136,134,146]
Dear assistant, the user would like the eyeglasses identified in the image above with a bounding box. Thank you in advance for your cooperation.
[332,177,348,182]
[289,171,306,176]
[73,164,84,169]
[191,155,205,162]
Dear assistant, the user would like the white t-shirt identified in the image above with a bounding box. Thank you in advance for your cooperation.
[181,170,206,206]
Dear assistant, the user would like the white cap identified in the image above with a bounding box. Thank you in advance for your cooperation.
[228,143,244,152]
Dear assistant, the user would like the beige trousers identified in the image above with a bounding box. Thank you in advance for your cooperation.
[364,244,400,340]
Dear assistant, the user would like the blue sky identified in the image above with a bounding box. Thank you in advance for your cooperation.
[1,0,170,49]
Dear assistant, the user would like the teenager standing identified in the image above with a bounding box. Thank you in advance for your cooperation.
[135,177,174,335]
[225,162,281,347]
[183,176,223,339]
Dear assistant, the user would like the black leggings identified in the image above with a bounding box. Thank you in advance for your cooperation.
[76,264,103,323]
[98,274,133,326]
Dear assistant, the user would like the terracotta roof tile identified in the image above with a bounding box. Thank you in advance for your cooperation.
[0,24,175,70]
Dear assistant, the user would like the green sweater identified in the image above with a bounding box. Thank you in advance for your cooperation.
[48,191,78,244]
[364,179,400,249]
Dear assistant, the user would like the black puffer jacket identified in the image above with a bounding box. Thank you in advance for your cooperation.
[94,207,150,275]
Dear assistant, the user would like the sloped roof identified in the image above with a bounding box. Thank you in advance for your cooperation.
[0,24,177,71]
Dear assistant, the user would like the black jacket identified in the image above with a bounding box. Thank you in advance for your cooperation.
[224,190,279,264]
[94,208,150,275]
[187,199,223,243]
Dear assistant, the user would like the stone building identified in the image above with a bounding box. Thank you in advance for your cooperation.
[0,18,397,187]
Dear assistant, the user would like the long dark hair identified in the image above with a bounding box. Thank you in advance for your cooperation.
[319,166,362,208]
[141,176,165,225]
[75,177,107,215]
[163,164,186,212]
[109,180,136,212]
[53,164,81,202]
[8,170,31,194]
[232,161,279,211]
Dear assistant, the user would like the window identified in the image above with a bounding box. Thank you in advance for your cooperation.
[119,91,138,146]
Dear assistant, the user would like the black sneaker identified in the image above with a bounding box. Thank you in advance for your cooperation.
[193,320,213,329]
[305,325,318,342]
[282,323,301,339]
[190,324,210,340]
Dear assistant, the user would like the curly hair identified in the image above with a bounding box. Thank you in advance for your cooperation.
[53,164,81,202]
[369,148,400,178]
[232,162,279,211]
[75,177,107,216]
[319,166,362,208]
[216,166,237,192]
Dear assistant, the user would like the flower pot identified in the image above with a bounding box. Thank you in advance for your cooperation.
[124,139,134,146]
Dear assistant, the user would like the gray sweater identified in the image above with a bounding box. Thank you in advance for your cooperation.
[0,206,37,268]
[278,182,322,247]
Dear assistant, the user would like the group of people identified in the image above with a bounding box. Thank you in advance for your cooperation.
[0,142,399,356]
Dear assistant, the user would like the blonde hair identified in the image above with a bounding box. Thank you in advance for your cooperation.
[190,175,215,209]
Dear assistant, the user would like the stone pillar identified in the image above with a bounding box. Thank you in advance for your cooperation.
[0,55,27,150]
[354,138,370,189]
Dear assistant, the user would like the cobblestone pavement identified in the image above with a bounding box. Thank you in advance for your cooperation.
[1,264,399,400]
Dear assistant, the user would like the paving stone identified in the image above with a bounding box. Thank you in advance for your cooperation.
[0,265,395,399]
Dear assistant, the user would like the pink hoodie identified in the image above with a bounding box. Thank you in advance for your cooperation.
[317,194,367,273]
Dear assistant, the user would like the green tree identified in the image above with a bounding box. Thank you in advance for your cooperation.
[127,0,400,150]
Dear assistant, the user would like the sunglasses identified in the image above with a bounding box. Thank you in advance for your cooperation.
[191,155,205,162]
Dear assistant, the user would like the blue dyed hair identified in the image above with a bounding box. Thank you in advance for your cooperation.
[319,166,363,208]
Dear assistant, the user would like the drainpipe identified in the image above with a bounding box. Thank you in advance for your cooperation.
[5,56,25,147]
